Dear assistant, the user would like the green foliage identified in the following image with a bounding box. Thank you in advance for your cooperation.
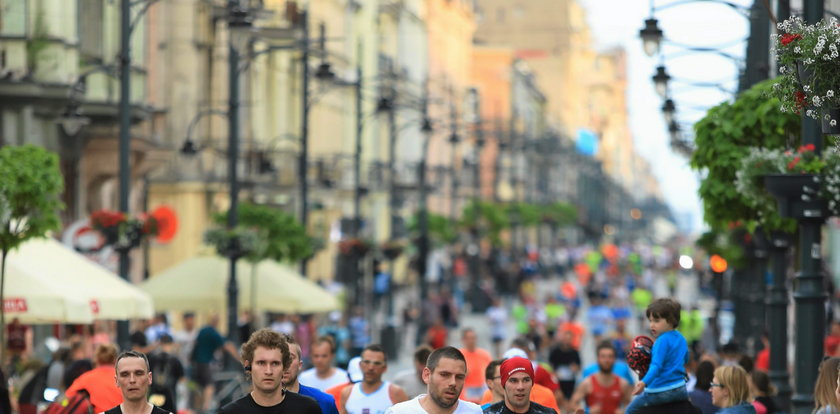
[0,145,65,253]
[538,202,578,226]
[691,78,800,233]
[460,200,509,246]
[507,202,541,227]
[0,144,64,364]
[209,203,312,263]
[408,211,458,246]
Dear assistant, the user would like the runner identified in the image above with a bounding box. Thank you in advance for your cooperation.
[339,344,408,414]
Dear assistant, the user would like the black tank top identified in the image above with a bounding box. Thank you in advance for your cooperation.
[103,405,170,414]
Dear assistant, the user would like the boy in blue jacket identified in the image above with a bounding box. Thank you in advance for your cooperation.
[625,298,689,414]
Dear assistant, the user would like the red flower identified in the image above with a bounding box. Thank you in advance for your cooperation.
[795,90,807,108]
[781,33,802,46]
[788,156,801,171]
[90,210,126,229]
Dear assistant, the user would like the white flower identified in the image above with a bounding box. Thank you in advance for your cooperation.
[805,85,811,93]
[832,120,838,127]
[828,90,835,98]
[795,46,802,53]
[814,96,822,106]
[780,66,786,74]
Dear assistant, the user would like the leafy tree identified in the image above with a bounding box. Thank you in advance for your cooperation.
[408,212,457,246]
[210,203,312,263]
[691,78,800,233]
[539,202,578,226]
[460,200,509,246]
[507,202,541,227]
[0,145,64,363]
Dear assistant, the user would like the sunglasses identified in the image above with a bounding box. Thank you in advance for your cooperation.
[710,382,724,388]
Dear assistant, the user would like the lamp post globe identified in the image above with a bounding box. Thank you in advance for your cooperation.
[652,65,670,98]
[639,18,663,57]
[662,98,676,124]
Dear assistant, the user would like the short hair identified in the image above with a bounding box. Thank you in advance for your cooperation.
[362,344,387,362]
[312,336,337,354]
[510,337,535,353]
[279,333,301,356]
[413,345,433,365]
[694,360,715,391]
[461,328,475,338]
[426,346,466,371]
[596,340,616,356]
[240,328,291,370]
[646,298,681,328]
[714,365,750,407]
[485,359,504,381]
[116,350,150,372]
[94,344,118,366]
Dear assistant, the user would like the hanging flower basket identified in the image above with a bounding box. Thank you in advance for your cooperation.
[338,238,371,257]
[90,209,159,252]
[770,16,840,130]
[381,241,405,260]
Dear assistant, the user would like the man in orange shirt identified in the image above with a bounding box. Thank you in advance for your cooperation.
[459,328,492,403]
[479,359,561,412]
[66,344,123,414]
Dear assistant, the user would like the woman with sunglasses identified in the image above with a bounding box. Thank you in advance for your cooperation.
[813,357,840,414]
[709,366,755,414]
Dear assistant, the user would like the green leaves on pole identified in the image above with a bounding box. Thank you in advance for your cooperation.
[0,145,64,364]
[691,78,800,233]
[206,202,313,263]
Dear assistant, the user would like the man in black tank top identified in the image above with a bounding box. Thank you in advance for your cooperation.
[218,329,321,414]
[106,350,170,414]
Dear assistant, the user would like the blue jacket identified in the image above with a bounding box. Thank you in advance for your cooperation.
[641,330,688,392]
[719,402,757,414]
[298,384,340,414]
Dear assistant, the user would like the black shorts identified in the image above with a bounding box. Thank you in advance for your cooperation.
[193,362,214,387]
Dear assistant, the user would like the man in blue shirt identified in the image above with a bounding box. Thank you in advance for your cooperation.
[282,333,340,414]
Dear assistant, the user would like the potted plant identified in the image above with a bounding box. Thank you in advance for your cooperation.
[770,16,840,133]
[90,209,159,251]
[204,227,264,260]
[736,145,840,219]
[380,240,405,260]
[338,237,371,257]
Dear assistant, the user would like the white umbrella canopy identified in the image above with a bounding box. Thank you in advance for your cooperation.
[5,238,154,320]
[141,255,339,313]
[1,263,94,324]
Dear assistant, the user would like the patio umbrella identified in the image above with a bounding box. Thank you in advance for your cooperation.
[5,238,154,320]
[141,255,339,313]
[1,262,94,324]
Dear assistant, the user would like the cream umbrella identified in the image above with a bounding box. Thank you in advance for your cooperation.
[141,255,339,313]
[2,261,94,324]
[6,238,154,320]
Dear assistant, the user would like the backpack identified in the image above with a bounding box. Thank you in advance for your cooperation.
[42,390,93,414]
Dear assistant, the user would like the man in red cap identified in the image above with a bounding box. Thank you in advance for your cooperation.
[482,357,557,414]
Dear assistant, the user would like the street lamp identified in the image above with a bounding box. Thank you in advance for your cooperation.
[662,98,676,124]
[639,18,663,57]
[652,65,671,98]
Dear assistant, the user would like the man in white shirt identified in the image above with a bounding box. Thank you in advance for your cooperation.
[299,336,348,391]
[386,346,482,414]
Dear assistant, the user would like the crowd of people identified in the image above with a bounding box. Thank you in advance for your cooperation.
[4,243,840,414]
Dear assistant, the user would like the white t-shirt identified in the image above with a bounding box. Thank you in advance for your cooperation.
[298,367,348,391]
[385,395,483,414]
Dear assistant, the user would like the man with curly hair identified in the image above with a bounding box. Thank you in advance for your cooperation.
[219,329,321,414]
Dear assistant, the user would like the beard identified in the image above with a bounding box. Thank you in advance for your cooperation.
[429,387,458,409]
[599,365,612,374]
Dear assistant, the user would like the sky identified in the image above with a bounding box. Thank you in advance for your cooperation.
[578,0,752,234]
